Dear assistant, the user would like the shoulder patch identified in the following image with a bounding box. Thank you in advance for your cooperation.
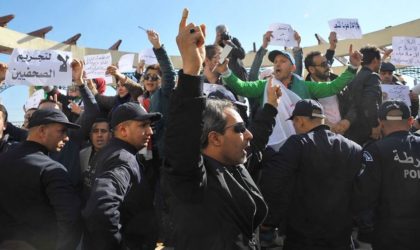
[362,151,373,162]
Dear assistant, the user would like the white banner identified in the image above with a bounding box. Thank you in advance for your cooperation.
[268,23,297,47]
[84,53,112,79]
[6,48,72,86]
[138,48,158,65]
[391,36,420,66]
[381,84,411,107]
[25,89,45,110]
[328,18,362,39]
[118,54,135,73]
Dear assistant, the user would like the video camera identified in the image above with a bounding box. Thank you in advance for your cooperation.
[220,32,232,41]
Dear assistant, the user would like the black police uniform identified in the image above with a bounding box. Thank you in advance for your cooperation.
[0,141,82,250]
[353,130,420,249]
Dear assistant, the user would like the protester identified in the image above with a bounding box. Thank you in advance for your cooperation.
[82,102,162,250]
[0,104,19,153]
[220,46,361,150]
[353,100,420,249]
[80,117,112,202]
[0,108,82,250]
[162,9,283,249]
[260,99,362,249]
[341,46,382,145]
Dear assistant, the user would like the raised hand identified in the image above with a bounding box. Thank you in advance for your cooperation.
[262,31,273,49]
[71,59,84,85]
[328,32,337,50]
[147,30,161,49]
[106,65,127,84]
[294,31,301,48]
[266,77,282,108]
[176,8,206,76]
[0,62,8,82]
[349,44,362,68]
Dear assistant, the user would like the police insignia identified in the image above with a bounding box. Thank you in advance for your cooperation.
[362,151,373,162]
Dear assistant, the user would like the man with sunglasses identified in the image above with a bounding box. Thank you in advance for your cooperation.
[162,9,281,249]
[260,99,362,250]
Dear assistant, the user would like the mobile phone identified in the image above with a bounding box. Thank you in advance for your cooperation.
[219,44,233,64]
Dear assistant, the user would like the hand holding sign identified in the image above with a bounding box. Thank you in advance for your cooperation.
[71,59,84,85]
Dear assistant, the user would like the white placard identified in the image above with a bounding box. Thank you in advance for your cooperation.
[24,89,45,110]
[328,18,362,39]
[268,23,297,47]
[84,53,112,79]
[138,48,158,65]
[391,36,420,66]
[118,54,135,73]
[6,48,72,86]
[381,84,411,107]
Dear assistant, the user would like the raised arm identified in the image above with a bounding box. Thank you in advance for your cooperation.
[249,31,272,81]
[163,8,208,201]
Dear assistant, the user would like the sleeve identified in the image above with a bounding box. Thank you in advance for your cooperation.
[41,164,82,250]
[361,74,382,128]
[305,67,356,99]
[82,166,132,250]
[123,77,144,100]
[95,94,117,112]
[352,144,382,242]
[230,37,246,60]
[325,49,335,66]
[67,85,100,145]
[248,46,268,81]
[153,45,176,98]
[292,47,303,77]
[259,136,302,227]
[163,71,207,202]
[222,72,266,99]
[5,122,28,141]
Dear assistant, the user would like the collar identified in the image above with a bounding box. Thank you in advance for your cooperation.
[109,137,139,155]
[23,140,50,155]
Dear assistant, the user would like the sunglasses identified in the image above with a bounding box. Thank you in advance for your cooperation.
[312,61,330,68]
[224,122,247,134]
[144,74,161,81]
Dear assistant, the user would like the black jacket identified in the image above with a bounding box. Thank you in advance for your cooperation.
[0,141,82,250]
[220,37,248,81]
[353,131,420,249]
[342,66,382,145]
[260,125,362,248]
[82,138,157,250]
[162,71,271,249]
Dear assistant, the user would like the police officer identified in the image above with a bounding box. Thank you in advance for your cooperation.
[82,102,161,250]
[0,108,82,250]
[260,99,362,250]
[353,100,420,249]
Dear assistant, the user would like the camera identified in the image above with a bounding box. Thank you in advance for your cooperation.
[220,32,232,41]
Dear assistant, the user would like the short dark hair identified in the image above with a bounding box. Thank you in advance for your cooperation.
[304,51,322,71]
[360,46,381,66]
[201,99,235,149]
[144,64,162,77]
[205,45,220,61]
[0,104,8,123]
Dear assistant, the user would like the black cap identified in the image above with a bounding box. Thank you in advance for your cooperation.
[207,89,247,107]
[287,99,326,120]
[380,62,396,72]
[378,100,410,121]
[28,109,81,129]
[268,50,295,65]
[111,102,162,128]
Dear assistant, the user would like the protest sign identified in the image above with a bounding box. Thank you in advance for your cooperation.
[268,23,297,47]
[84,53,112,79]
[6,48,72,86]
[118,54,135,73]
[391,36,420,66]
[138,48,158,65]
[328,18,362,39]
[381,84,410,107]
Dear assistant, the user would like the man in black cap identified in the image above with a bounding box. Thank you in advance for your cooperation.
[353,100,420,249]
[82,102,162,250]
[0,109,82,250]
[260,99,362,249]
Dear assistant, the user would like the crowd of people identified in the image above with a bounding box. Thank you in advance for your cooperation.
[0,8,420,250]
